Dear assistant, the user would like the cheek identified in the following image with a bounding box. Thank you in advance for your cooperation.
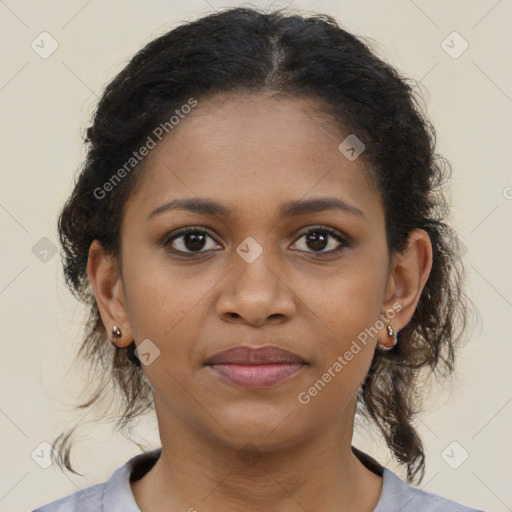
[299,257,386,400]
[297,290,378,418]
[306,261,387,342]
[294,285,378,428]
[123,253,210,338]
[122,256,223,387]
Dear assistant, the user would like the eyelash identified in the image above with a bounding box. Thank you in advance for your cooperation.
[160,225,350,258]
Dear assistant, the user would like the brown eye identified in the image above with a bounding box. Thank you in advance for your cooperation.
[163,227,221,254]
[292,226,348,256]
[304,231,329,251]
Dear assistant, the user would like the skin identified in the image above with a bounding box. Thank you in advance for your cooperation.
[88,93,432,512]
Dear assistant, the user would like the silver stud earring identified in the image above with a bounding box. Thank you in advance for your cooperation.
[377,325,399,351]
[110,326,122,346]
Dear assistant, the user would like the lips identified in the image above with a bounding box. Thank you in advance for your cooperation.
[205,345,306,365]
[205,345,307,389]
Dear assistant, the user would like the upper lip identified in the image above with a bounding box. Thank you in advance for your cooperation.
[205,345,306,365]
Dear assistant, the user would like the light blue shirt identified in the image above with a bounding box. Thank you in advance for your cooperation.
[32,447,484,511]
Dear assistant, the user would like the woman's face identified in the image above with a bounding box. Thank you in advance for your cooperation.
[113,93,399,451]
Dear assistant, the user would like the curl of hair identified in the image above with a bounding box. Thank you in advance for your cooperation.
[53,6,470,484]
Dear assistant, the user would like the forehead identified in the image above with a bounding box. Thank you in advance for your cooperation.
[123,93,382,225]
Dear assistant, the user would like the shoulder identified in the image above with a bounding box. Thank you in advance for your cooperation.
[30,481,106,511]
[31,448,162,512]
[352,447,484,512]
[377,467,485,512]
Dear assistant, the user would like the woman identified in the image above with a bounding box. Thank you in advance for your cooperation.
[33,6,483,512]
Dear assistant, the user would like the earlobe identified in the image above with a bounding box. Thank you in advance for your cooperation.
[87,239,134,348]
[376,325,400,352]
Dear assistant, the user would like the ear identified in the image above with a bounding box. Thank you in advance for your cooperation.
[378,229,433,349]
[87,239,133,348]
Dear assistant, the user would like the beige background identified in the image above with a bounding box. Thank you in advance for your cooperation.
[1,1,511,511]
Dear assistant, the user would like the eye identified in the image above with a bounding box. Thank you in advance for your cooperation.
[161,225,350,258]
[291,226,349,257]
[162,227,221,255]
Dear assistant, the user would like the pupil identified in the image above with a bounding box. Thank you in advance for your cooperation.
[185,232,205,251]
[307,231,327,251]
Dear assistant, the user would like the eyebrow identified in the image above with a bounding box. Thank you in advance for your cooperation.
[146,196,365,221]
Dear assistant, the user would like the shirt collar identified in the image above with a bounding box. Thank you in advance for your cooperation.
[102,448,162,511]
[102,446,406,512]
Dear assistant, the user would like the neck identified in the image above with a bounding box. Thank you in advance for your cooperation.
[131,397,383,512]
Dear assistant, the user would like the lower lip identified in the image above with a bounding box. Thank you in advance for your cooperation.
[207,363,306,389]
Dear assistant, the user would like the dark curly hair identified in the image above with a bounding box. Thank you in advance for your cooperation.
[53,6,470,484]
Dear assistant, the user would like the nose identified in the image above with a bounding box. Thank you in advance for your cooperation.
[216,246,296,327]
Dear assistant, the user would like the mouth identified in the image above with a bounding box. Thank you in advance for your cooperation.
[205,345,307,389]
